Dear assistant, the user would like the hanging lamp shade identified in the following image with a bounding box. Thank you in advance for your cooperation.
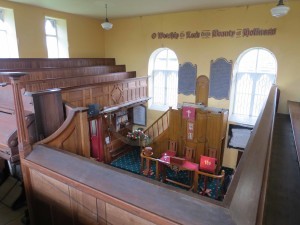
[101,4,113,30]
[101,19,113,30]
[271,0,290,17]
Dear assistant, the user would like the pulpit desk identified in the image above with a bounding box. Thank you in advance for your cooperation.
[158,154,199,189]
[140,151,159,180]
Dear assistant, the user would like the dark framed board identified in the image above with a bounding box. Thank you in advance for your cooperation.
[133,105,147,126]
[178,62,197,95]
[227,124,253,151]
[209,58,232,100]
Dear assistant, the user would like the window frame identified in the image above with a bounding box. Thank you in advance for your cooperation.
[148,48,179,111]
[0,7,19,58]
[45,16,69,58]
[229,47,277,123]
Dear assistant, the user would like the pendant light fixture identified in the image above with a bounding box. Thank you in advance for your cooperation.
[101,4,113,30]
[271,0,290,18]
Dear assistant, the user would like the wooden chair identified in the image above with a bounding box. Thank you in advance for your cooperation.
[193,169,225,200]
[159,145,198,189]
[182,146,196,184]
[193,155,224,200]
[183,146,195,162]
[161,139,178,157]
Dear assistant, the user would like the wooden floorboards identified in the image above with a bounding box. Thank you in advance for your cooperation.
[0,203,25,225]
[288,100,300,166]
[263,113,300,225]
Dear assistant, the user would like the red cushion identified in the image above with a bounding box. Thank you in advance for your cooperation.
[199,156,216,173]
[162,150,176,157]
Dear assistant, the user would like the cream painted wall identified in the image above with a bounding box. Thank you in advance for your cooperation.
[104,2,300,168]
[0,0,105,57]
[105,2,300,115]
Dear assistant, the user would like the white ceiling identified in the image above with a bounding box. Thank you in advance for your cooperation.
[8,0,279,19]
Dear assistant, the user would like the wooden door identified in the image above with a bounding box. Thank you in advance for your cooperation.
[89,118,104,162]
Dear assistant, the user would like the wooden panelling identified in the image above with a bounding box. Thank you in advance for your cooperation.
[149,130,169,158]
[196,110,207,143]
[195,110,208,162]
[38,107,90,158]
[206,112,223,149]
[0,65,127,84]
[0,58,115,70]
[69,187,99,225]
[145,107,227,169]
[168,109,181,141]
[22,72,136,92]
[195,75,209,106]
[206,111,224,169]
[22,144,242,225]
[21,85,276,224]
[106,203,155,225]
[97,199,107,225]
[61,77,148,109]
[30,89,64,140]
[30,169,71,209]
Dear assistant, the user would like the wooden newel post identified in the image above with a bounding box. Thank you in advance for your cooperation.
[3,72,32,158]
[1,72,35,224]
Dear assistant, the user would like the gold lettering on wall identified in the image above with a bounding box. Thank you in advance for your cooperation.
[151,28,277,39]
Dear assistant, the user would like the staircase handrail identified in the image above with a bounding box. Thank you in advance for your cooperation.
[144,107,171,141]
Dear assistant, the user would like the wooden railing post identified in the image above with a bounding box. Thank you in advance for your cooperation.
[1,72,35,225]
[1,72,32,158]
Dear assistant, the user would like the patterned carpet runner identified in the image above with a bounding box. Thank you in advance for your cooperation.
[111,148,233,200]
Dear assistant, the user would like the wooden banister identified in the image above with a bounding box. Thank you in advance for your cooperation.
[224,85,278,225]
[144,108,171,141]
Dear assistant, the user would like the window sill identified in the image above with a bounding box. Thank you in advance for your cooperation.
[229,114,257,126]
[148,105,169,112]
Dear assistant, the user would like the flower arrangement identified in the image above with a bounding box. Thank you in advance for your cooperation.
[126,129,148,141]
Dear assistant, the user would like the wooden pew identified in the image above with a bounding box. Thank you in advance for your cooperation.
[0,85,36,163]
[23,71,136,92]
[288,100,300,166]
[17,86,278,225]
[0,65,277,225]
[0,58,144,171]
[0,65,127,83]
[0,58,116,70]
[0,74,146,164]
[61,76,147,108]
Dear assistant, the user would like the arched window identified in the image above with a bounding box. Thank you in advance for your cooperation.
[0,7,19,58]
[230,48,277,120]
[148,48,179,110]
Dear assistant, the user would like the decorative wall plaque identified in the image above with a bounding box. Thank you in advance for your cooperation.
[209,58,232,100]
[178,62,197,95]
[133,105,146,126]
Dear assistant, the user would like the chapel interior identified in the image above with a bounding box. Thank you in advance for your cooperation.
[0,0,300,225]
